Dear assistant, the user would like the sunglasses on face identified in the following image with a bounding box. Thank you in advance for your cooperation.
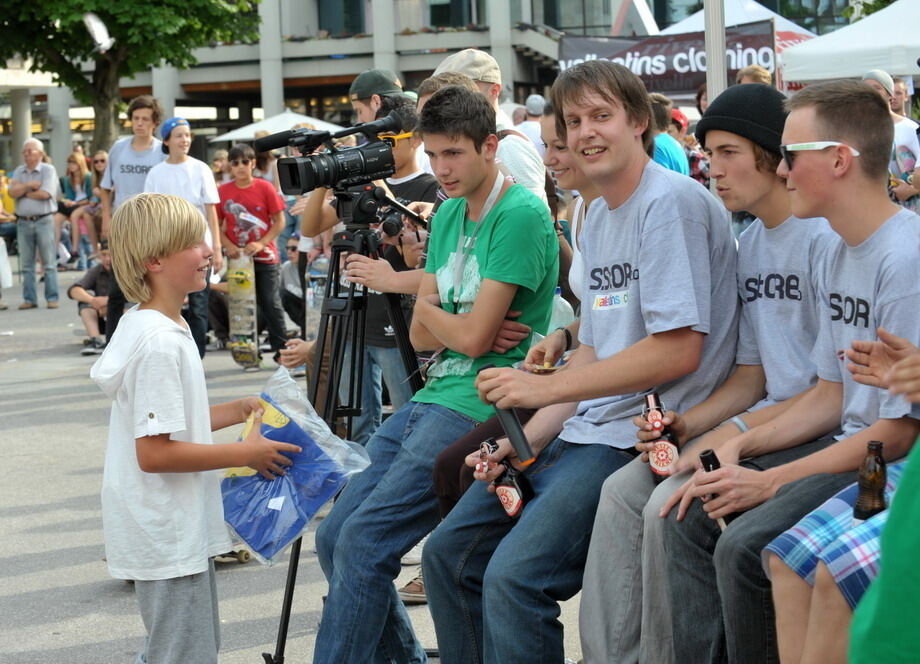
[230,158,252,166]
[93,159,106,164]
[779,141,861,171]
[380,132,414,147]
[286,246,298,251]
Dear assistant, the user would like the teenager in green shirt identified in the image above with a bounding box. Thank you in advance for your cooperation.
[310,84,557,664]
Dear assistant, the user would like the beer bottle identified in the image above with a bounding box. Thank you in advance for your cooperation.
[480,438,535,518]
[493,463,535,518]
[853,441,887,524]
[698,449,729,531]
[644,392,680,484]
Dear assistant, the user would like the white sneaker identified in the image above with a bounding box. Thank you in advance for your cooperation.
[401,534,428,566]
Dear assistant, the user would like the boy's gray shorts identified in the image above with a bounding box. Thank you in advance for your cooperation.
[132,559,220,664]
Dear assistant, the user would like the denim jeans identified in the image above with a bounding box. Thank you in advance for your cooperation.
[17,215,58,304]
[662,435,854,664]
[423,439,632,664]
[339,342,415,446]
[184,286,209,358]
[253,262,287,353]
[313,401,479,664]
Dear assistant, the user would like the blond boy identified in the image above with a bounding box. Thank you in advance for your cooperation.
[91,193,299,664]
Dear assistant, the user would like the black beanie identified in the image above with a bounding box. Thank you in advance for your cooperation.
[695,83,788,156]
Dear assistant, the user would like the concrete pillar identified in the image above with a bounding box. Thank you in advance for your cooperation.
[152,64,182,119]
[47,86,74,169]
[10,88,32,160]
[372,0,399,77]
[238,100,254,125]
[259,0,285,117]
[488,0,516,101]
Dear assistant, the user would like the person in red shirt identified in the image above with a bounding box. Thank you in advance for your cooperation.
[217,143,288,356]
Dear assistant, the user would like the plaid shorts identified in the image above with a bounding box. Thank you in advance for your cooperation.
[763,462,904,608]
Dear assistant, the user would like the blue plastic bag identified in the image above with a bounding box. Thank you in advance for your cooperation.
[221,368,369,564]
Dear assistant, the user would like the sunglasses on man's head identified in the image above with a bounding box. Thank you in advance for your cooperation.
[230,158,252,166]
[380,132,414,147]
[779,141,861,171]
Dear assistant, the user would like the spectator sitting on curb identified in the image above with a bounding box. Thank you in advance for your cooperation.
[68,240,113,355]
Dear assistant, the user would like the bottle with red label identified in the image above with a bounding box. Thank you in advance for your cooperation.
[644,392,680,484]
[482,438,535,518]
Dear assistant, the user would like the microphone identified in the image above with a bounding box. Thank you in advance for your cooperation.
[254,130,295,153]
[478,364,536,466]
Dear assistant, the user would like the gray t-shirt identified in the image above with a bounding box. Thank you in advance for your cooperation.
[736,216,837,409]
[561,160,740,448]
[811,208,920,440]
[11,162,58,217]
[102,136,164,209]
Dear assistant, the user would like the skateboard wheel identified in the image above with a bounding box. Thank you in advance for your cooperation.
[237,550,251,563]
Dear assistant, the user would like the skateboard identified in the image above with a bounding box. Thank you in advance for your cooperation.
[227,252,261,370]
[214,547,252,564]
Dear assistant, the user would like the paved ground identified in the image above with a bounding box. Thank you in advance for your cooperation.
[0,273,581,663]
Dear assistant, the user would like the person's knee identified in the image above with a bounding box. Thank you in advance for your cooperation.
[766,551,791,583]
[421,526,457,582]
[314,513,339,569]
[714,525,762,581]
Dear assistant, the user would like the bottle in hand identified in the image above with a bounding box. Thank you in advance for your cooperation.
[644,392,680,484]
[853,441,887,525]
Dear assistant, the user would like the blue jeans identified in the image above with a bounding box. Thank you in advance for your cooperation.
[313,402,479,664]
[17,215,58,304]
[339,342,415,446]
[184,286,209,358]
[423,439,632,664]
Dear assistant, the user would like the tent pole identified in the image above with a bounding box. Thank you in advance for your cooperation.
[704,0,728,100]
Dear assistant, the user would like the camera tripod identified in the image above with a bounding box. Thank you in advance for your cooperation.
[263,184,426,664]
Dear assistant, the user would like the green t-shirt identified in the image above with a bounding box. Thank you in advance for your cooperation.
[412,184,558,422]
[849,436,920,663]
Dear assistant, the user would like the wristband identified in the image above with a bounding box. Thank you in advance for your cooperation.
[730,415,749,434]
[556,326,572,351]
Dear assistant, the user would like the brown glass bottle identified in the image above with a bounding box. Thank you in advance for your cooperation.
[493,463,535,518]
[644,392,680,484]
[853,441,887,523]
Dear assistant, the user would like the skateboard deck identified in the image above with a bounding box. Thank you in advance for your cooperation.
[227,253,260,370]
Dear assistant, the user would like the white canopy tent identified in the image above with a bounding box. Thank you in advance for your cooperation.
[781,0,920,82]
[210,109,344,143]
[661,0,813,37]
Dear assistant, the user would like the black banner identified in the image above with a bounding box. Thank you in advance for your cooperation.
[559,20,776,94]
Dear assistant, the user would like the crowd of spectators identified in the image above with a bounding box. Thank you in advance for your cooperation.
[6,48,920,664]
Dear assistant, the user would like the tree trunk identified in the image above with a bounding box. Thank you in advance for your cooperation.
[90,56,124,152]
[92,97,119,153]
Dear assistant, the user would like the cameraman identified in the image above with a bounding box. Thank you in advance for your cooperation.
[283,97,439,444]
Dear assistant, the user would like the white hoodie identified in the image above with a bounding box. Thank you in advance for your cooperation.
[91,307,231,580]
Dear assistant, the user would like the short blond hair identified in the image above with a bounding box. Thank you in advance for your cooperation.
[110,193,206,304]
[736,65,772,85]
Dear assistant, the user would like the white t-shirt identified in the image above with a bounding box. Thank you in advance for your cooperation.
[516,119,546,158]
[568,195,588,303]
[91,308,231,580]
[496,109,548,205]
[144,158,220,248]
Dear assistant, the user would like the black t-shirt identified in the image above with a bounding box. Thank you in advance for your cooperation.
[361,172,440,347]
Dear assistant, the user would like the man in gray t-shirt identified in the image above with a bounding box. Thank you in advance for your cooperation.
[579,82,833,664]
[663,80,920,664]
[100,95,165,341]
[423,62,739,664]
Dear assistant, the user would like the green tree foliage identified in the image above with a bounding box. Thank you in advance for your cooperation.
[843,0,896,21]
[0,1,259,150]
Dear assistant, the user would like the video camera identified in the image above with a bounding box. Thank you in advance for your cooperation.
[254,113,401,196]
[254,112,428,231]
